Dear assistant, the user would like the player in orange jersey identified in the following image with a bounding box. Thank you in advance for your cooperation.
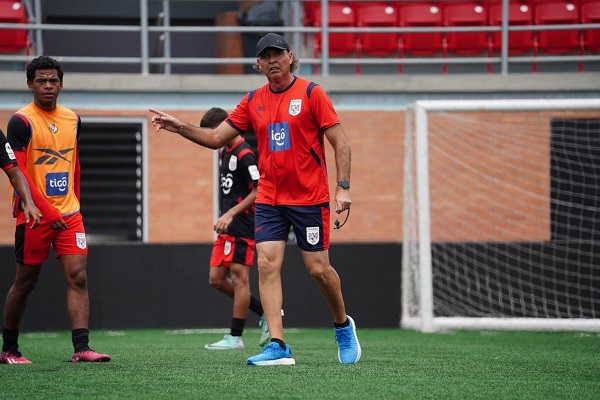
[1,56,110,365]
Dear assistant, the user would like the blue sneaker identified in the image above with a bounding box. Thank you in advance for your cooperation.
[246,342,295,366]
[334,315,361,364]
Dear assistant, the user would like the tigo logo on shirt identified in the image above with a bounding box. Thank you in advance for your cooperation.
[46,172,69,196]
[268,122,291,152]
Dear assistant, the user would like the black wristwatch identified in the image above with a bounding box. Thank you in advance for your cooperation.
[337,180,350,189]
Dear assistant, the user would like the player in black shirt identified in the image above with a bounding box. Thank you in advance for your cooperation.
[0,129,39,234]
[200,108,270,350]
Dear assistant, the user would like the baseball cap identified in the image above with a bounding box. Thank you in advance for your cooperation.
[256,33,290,57]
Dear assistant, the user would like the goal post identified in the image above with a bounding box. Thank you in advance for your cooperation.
[402,99,600,332]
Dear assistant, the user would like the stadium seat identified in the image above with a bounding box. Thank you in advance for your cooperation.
[398,2,445,73]
[533,1,581,54]
[533,0,583,72]
[0,0,29,53]
[312,2,357,73]
[443,1,491,73]
[581,1,600,52]
[443,2,489,55]
[356,2,399,56]
[303,1,319,26]
[488,1,534,55]
[355,2,400,74]
[397,2,444,55]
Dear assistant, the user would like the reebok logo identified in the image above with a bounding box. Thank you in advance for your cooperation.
[33,147,74,165]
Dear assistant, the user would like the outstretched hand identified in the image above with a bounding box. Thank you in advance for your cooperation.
[149,109,183,134]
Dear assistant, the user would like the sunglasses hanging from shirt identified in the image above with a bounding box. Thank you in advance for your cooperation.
[334,209,350,230]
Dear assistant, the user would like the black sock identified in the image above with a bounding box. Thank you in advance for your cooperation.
[249,295,263,316]
[2,328,19,352]
[271,338,285,349]
[334,318,349,329]
[230,318,245,337]
[72,328,90,353]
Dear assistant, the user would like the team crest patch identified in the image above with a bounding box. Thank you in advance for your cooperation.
[306,227,319,246]
[248,165,260,180]
[289,99,302,116]
[76,233,87,250]
[224,240,232,256]
[229,155,237,171]
[49,123,58,134]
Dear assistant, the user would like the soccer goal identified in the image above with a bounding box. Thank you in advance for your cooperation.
[402,99,600,332]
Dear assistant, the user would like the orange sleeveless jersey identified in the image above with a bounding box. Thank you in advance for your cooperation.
[10,103,80,217]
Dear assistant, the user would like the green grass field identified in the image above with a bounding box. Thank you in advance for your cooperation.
[0,328,598,399]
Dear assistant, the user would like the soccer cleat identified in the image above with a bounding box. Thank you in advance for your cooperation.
[71,350,111,363]
[258,315,270,347]
[246,342,295,366]
[334,315,361,364]
[0,350,32,364]
[204,334,244,350]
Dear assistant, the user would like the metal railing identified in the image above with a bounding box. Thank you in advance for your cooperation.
[0,0,599,75]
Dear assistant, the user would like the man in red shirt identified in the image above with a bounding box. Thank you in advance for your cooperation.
[150,33,360,366]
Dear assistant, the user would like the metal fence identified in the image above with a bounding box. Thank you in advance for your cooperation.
[1,0,599,75]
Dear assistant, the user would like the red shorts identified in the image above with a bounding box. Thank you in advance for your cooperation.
[209,234,255,268]
[15,212,88,265]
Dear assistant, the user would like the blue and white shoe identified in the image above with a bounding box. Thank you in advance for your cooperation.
[204,334,244,350]
[246,342,295,366]
[334,315,361,364]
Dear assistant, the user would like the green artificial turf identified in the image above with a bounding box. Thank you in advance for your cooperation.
[0,328,598,399]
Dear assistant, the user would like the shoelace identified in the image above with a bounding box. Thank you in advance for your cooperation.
[335,330,352,349]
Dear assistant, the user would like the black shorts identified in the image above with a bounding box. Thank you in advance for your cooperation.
[254,203,330,251]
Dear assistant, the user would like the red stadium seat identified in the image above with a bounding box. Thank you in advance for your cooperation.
[312,2,357,74]
[303,1,318,26]
[443,1,490,73]
[0,1,29,53]
[398,2,444,56]
[581,1,600,52]
[397,2,445,73]
[356,2,399,56]
[355,2,400,74]
[312,2,357,56]
[533,1,581,54]
[533,0,583,72]
[443,2,489,55]
[488,1,534,55]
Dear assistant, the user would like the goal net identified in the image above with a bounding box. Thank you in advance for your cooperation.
[402,99,600,332]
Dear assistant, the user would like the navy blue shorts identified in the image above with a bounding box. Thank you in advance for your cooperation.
[255,203,330,251]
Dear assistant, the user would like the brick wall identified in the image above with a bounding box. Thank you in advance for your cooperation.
[214,11,244,75]
[0,108,596,245]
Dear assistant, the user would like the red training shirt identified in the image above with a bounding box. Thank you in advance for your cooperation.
[227,76,340,206]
